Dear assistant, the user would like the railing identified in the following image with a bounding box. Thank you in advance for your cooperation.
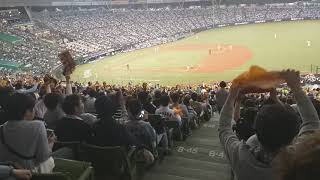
[311,64,320,74]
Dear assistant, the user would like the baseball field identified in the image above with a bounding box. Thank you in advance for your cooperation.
[72,20,320,85]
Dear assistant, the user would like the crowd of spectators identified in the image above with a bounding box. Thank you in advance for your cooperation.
[0,68,319,179]
[219,70,320,180]
[0,71,219,178]
[0,4,320,77]
[33,4,320,55]
[0,8,64,76]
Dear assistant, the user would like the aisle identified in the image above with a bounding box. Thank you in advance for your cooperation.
[143,114,231,180]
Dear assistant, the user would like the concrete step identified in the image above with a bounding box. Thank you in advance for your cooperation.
[149,164,230,180]
[142,115,229,180]
[142,172,201,180]
[163,156,229,172]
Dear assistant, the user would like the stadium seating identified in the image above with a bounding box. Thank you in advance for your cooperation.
[79,144,136,180]
[31,158,94,180]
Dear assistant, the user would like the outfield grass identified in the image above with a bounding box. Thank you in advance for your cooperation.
[72,20,320,85]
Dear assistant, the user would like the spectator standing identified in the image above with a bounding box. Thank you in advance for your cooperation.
[219,70,319,180]
[216,81,229,113]
[84,89,96,113]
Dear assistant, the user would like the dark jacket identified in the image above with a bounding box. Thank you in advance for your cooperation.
[54,115,93,142]
[89,119,137,147]
[143,102,156,114]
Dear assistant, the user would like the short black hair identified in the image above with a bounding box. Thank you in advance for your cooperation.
[109,93,121,107]
[62,94,81,115]
[154,89,162,99]
[44,93,63,110]
[170,92,180,103]
[183,94,191,106]
[14,81,23,90]
[255,104,300,152]
[191,92,198,101]
[160,95,170,107]
[219,81,227,88]
[138,91,149,104]
[38,86,47,98]
[87,89,97,98]
[0,87,13,109]
[95,95,116,120]
[6,93,35,121]
[127,98,142,117]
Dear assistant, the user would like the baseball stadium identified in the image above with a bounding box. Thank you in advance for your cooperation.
[73,20,320,85]
[1,1,320,180]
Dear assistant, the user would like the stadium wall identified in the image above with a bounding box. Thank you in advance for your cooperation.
[214,17,320,28]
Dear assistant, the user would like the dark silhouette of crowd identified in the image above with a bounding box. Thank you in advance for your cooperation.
[0,69,319,179]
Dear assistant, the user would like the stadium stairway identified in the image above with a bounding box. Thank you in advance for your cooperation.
[142,114,231,180]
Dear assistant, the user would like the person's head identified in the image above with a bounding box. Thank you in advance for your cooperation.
[44,93,63,110]
[170,92,180,104]
[62,94,84,116]
[241,107,258,129]
[219,81,227,88]
[127,98,143,120]
[254,104,300,152]
[183,94,191,106]
[154,89,162,99]
[0,86,13,109]
[191,92,198,101]
[109,91,122,107]
[6,93,36,121]
[138,91,149,104]
[262,97,278,107]
[274,131,320,180]
[160,94,170,107]
[95,95,116,121]
[87,88,96,98]
[38,86,47,99]
[14,80,23,90]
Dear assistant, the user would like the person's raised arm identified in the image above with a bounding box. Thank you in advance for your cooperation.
[65,75,72,95]
[45,83,52,94]
[281,69,320,136]
[17,80,39,94]
[219,85,241,167]
[219,85,239,130]
[270,88,283,106]
[233,98,241,122]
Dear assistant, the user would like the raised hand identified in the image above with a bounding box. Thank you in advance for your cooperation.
[280,69,301,91]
